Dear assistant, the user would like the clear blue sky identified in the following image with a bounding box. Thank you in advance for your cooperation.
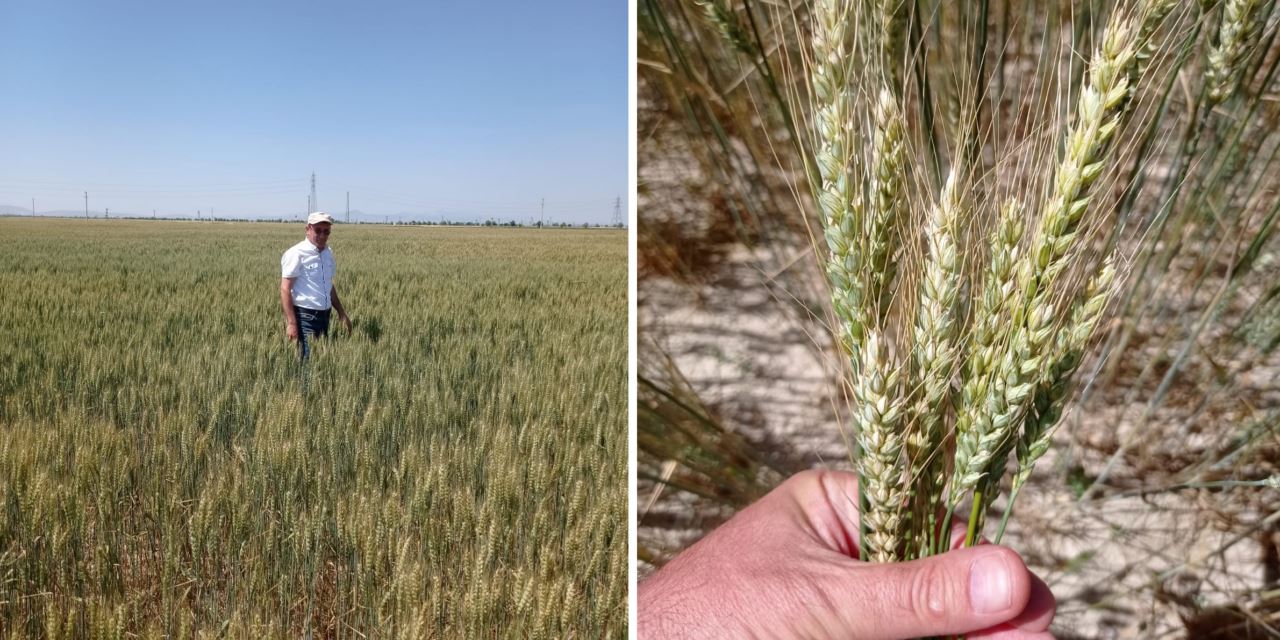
[0,0,626,224]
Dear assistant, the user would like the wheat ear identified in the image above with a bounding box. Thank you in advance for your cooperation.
[956,201,1026,427]
[812,0,867,361]
[1130,0,1180,101]
[811,0,879,560]
[993,258,1117,542]
[1206,0,1269,105]
[904,169,965,556]
[854,331,907,562]
[878,0,907,85]
[696,0,757,58]
[950,3,1142,513]
[922,201,1024,550]
[867,87,907,319]
[1014,259,1117,494]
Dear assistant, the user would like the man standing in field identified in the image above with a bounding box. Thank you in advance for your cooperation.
[280,212,353,360]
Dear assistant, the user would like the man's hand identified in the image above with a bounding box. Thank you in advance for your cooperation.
[286,322,299,342]
[338,313,353,335]
[639,470,1056,639]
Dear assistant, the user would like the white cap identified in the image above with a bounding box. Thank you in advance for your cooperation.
[307,211,335,225]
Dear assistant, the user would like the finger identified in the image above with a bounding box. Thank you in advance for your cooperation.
[945,551,1056,633]
[822,545,1033,639]
[992,573,1055,632]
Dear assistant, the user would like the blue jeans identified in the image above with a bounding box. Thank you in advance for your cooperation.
[295,306,331,361]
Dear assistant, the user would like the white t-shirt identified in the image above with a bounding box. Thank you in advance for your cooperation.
[281,239,336,310]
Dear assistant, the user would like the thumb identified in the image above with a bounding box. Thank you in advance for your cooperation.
[838,545,1033,639]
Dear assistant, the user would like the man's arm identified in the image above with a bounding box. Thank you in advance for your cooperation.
[330,285,353,334]
[281,277,299,341]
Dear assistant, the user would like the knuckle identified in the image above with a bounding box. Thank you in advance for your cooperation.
[777,469,824,500]
[903,562,951,625]
[786,469,823,486]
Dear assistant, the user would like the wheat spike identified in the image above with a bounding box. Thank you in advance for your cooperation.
[854,331,907,563]
[1206,0,1269,105]
[867,86,908,319]
[813,0,868,362]
[903,168,965,549]
[1130,0,1179,100]
[696,0,758,58]
[951,5,1143,508]
[1012,258,1117,494]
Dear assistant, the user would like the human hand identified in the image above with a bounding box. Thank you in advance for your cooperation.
[339,313,353,335]
[639,470,1056,639]
[286,322,299,342]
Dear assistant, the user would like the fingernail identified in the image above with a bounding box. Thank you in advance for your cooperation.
[969,552,1013,614]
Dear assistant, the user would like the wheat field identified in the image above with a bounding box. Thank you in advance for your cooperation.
[0,218,627,638]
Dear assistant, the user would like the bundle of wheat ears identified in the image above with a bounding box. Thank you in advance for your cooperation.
[803,0,1240,562]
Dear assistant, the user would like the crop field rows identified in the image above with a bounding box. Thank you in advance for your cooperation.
[0,219,627,638]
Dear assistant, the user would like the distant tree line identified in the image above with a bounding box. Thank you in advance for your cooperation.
[0,213,625,229]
